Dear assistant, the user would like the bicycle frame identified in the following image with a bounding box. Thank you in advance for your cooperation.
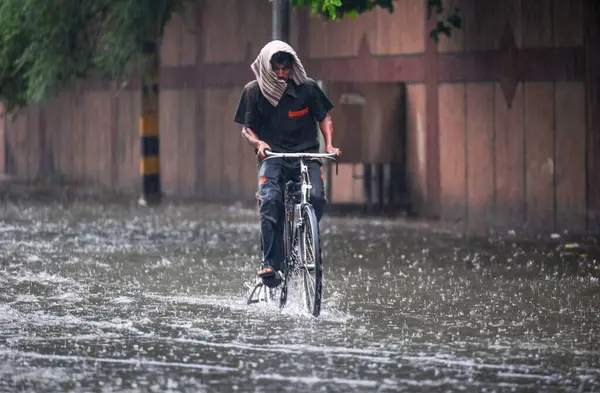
[262,151,339,244]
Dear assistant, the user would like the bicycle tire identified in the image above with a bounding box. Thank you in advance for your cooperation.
[279,202,293,309]
[299,204,322,317]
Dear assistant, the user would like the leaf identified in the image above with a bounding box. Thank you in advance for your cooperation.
[447,13,462,29]
[427,0,443,15]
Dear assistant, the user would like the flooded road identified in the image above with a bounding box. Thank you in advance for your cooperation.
[0,200,598,392]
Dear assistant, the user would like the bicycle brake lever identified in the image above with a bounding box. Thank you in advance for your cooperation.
[329,158,339,175]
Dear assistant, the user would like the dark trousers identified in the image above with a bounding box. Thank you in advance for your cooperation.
[257,158,326,270]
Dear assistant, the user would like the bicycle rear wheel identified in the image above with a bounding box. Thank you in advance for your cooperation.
[299,204,322,317]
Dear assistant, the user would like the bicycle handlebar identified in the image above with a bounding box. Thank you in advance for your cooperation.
[264,150,338,159]
[262,149,339,175]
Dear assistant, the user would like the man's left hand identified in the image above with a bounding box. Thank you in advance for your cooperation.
[326,146,342,157]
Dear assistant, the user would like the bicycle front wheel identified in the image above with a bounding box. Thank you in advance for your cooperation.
[299,204,322,317]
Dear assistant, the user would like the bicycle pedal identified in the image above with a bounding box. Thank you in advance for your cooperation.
[247,282,265,304]
[277,270,287,283]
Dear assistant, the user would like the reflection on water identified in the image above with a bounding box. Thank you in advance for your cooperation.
[0,201,598,392]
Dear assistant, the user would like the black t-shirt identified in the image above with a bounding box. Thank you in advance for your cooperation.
[234,78,334,153]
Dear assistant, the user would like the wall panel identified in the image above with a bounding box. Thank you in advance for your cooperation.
[466,83,495,226]
[438,84,466,222]
[555,82,586,232]
[494,82,525,227]
[524,82,555,230]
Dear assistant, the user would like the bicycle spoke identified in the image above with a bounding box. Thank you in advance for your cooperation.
[302,233,316,296]
[303,267,316,305]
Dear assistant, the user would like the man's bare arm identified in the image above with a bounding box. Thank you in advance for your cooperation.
[241,127,271,159]
[318,114,342,156]
[241,127,260,149]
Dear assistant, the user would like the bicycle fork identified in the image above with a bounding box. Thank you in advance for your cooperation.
[292,166,309,247]
[300,159,311,205]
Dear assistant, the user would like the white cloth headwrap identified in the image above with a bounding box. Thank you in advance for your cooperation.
[250,40,308,107]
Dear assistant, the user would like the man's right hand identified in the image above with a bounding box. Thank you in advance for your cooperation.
[256,141,272,160]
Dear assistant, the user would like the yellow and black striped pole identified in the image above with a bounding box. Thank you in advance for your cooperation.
[139,40,161,205]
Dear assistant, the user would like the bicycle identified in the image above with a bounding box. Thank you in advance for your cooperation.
[247,150,338,317]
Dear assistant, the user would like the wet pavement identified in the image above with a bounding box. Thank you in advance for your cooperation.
[0,199,598,392]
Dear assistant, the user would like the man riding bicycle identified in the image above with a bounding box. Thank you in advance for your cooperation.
[234,40,342,288]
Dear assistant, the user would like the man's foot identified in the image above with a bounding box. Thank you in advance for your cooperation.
[258,265,282,288]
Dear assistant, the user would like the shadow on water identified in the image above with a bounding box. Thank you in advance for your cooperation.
[0,199,597,392]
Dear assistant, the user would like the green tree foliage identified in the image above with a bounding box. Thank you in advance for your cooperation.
[0,0,186,113]
[0,0,460,114]
[425,0,461,42]
[293,0,461,42]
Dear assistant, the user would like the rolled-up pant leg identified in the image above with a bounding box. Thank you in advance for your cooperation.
[257,158,284,270]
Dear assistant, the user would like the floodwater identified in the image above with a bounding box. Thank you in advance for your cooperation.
[0,200,598,392]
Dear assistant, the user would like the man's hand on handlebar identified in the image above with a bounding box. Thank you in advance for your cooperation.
[256,141,271,160]
[326,145,342,157]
